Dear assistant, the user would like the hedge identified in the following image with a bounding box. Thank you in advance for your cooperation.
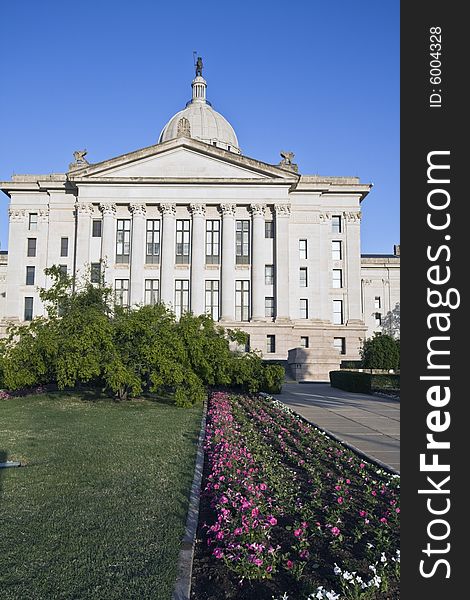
[329,370,400,394]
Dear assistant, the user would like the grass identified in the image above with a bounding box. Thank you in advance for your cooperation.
[0,392,203,600]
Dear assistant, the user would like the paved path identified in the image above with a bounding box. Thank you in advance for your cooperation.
[272,383,400,473]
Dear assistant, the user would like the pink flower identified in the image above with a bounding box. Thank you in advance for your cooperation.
[220,495,228,504]
[359,510,367,517]
[213,548,224,559]
[371,491,377,496]
[331,527,341,537]
[294,528,302,538]
[267,516,277,526]
[251,507,259,518]
[360,463,365,469]
[396,508,401,513]
[254,558,263,567]
[337,497,343,504]
[380,517,388,524]
[286,560,294,569]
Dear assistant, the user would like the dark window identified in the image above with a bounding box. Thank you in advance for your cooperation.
[300,299,308,319]
[206,220,220,264]
[145,279,160,305]
[115,279,129,307]
[28,213,38,230]
[300,267,308,287]
[146,220,160,263]
[176,220,191,264]
[92,220,102,237]
[332,241,342,260]
[91,263,101,283]
[266,335,276,353]
[60,237,68,257]
[332,216,342,234]
[265,221,275,238]
[300,336,309,348]
[24,297,33,321]
[265,297,275,318]
[59,265,67,276]
[334,337,346,354]
[332,269,342,288]
[205,280,219,320]
[333,300,344,324]
[175,279,189,317]
[265,265,274,285]
[26,266,35,285]
[27,238,37,257]
[299,239,307,259]
[235,280,250,321]
[236,220,250,264]
[116,220,131,263]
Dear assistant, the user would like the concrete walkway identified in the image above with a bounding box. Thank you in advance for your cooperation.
[272,383,400,473]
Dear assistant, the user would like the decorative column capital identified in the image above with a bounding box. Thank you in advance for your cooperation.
[250,203,266,218]
[99,202,116,216]
[319,211,331,222]
[76,202,94,216]
[129,202,146,217]
[189,203,206,217]
[219,203,236,217]
[38,208,50,222]
[8,208,26,222]
[274,204,291,217]
[159,202,176,217]
[345,210,361,222]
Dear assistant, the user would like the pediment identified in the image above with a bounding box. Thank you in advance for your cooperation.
[68,138,297,182]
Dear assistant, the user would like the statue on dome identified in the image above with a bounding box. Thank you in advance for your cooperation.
[195,56,203,77]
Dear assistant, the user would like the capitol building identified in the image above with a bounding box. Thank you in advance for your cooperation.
[0,61,399,378]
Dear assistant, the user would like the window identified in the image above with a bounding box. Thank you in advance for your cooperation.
[175,279,189,318]
[26,266,35,285]
[300,299,308,319]
[332,269,343,288]
[146,220,161,264]
[334,337,346,354]
[266,334,276,353]
[60,237,69,257]
[176,220,191,264]
[332,241,342,260]
[235,280,250,321]
[145,279,160,306]
[332,215,342,234]
[59,265,67,276]
[375,296,381,309]
[265,297,275,318]
[28,213,38,230]
[205,280,219,320]
[24,297,33,321]
[116,219,131,263]
[300,336,309,348]
[236,220,250,264]
[206,220,220,264]
[244,335,250,353]
[265,221,274,238]
[115,279,129,307]
[27,238,37,257]
[333,300,344,324]
[299,239,307,260]
[92,219,102,237]
[265,265,274,285]
[300,267,308,287]
[90,263,101,284]
[375,312,382,327]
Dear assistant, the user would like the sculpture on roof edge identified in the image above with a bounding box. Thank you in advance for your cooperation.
[279,150,299,173]
[69,149,89,171]
[195,56,203,77]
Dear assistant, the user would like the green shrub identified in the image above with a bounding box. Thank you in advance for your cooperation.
[330,371,400,394]
[361,333,400,370]
[262,364,285,394]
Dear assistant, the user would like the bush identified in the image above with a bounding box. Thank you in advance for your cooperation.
[361,333,400,370]
[262,364,285,394]
[330,370,400,394]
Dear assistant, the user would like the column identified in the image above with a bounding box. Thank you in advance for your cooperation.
[75,202,93,277]
[318,212,331,321]
[159,203,176,306]
[345,211,362,323]
[129,203,146,306]
[189,203,206,315]
[99,202,116,286]
[5,208,27,320]
[250,203,266,320]
[220,203,236,321]
[274,204,291,321]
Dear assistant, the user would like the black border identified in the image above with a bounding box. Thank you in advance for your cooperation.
[401,3,464,597]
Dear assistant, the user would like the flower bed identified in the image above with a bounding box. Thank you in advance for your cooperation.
[191,392,400,599]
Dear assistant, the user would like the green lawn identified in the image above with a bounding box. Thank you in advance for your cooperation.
[0,392,203,600]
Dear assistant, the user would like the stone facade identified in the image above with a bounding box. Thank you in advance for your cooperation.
[0,68,400,377]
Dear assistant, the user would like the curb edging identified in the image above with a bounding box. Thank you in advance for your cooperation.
[172,400,208,600]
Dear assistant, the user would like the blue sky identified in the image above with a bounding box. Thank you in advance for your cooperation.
[0,0,399,253]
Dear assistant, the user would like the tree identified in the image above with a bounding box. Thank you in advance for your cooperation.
[381,303,400,339]
[361,333,400,371]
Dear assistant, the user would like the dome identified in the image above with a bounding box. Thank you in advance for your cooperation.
[158,71,241,154]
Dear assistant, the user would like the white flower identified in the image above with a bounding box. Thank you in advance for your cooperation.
[342,571,353,581]
[333,563,342,575]
[380,552,387,563]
